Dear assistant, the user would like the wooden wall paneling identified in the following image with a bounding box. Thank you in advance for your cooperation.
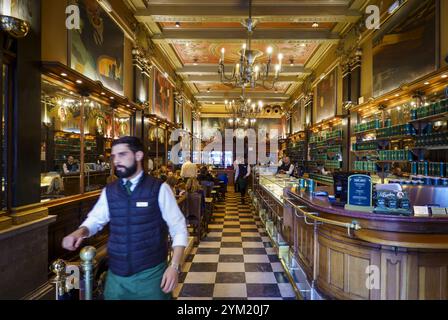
[416,252,448,300]
[295,217,314,280]
[47,202,81,263]
[406,253,419,300]
[318,241,329,284]
[380,250,408,300]
[345,253,370,299]
[307,224,314,267]
[282,205,294,246]
[317,227,379,300]
[418,266,446,300]
[370,248,382,300]
[46,195,107,266]
[329,248,345,290]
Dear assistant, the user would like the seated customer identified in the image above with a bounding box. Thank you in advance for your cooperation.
[184,177,201,193]
[159,165,168,182]
[63,155,79,174]
[96,155,109,171]
[183,177,205,211]
[167,161,175,173]
[166,176,180,195]
[197,166,215,183]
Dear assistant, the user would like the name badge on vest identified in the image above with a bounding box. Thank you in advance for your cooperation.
[136,202,149,208]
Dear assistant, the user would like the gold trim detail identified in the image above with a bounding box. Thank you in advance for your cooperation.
[0,216,12,231]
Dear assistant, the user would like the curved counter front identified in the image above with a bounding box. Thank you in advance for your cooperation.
[254,175,448,300]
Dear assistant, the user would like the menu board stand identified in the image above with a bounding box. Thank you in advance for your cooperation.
[345,174,374,213]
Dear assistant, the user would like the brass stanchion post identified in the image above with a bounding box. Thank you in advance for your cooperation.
[80,246,97,300]
[50,259,67,300]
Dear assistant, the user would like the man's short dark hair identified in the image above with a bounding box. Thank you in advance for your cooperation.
[112,136,144,154]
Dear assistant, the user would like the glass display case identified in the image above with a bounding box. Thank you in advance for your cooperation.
[259,175,296,203]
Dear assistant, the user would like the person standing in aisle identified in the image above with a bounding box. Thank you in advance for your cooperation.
[180,155,198,181]
[62,136,188,300]
[235,159,251,205]
[233,157,241,192]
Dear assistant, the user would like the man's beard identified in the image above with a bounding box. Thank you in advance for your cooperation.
[114,161,138,179]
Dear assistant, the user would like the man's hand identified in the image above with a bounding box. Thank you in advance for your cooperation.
[160,266,179,294]
[62,227,89,251]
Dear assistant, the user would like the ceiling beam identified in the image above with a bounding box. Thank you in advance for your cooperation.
[184,75,299,83]
[177,65,311,75]
[152,29,340,42]
[198,113,283,119]
[135,5,361,23]
[197,98,287,105]
[195,92,289,101]
[143,0,350,5]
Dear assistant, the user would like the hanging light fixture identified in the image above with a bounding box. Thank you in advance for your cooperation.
[218,0,283,90]
[225,87,263,126]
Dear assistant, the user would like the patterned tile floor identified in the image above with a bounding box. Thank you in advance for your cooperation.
[174,191,297,300]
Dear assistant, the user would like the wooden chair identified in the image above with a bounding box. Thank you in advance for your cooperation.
[201,181,215,223]
[185,192,207,244]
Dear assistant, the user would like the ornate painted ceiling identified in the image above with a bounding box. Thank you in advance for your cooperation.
[171,40,319,65]
[125,0,366,116]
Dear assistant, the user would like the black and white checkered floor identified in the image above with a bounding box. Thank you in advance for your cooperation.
[174,191,297,300]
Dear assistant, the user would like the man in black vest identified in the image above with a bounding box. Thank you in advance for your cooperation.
[62,137,188,300]
[235,160,251,205]
[277,156,294,176]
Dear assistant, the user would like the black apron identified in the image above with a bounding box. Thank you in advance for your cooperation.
[237,164,249,191]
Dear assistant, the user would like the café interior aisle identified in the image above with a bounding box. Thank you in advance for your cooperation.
[174,191,297,300]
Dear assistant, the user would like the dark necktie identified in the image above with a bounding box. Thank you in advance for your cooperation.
[124,180,133,196]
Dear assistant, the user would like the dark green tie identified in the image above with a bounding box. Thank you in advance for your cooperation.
[124,180,133,196]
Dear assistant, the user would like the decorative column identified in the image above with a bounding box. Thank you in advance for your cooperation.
[132,45,153,152]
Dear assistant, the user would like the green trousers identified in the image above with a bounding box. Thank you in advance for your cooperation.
[104,262,172,300]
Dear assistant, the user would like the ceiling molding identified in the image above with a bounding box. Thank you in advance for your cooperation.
[135,5,361,23]
[143,0,350,5]
[185,82,199,94]
[196,91,289,100]
[183,74,300,83]
[152,29,340,42]
[198,113,283,119]
[154,41,184,70]
[304,42,336,70]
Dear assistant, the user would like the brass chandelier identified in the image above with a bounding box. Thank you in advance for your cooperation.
[225,87,264,126]
[218,0,283,90]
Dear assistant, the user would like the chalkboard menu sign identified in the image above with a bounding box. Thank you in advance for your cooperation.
[345,174,374,212]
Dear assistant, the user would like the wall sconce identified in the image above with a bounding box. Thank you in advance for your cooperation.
[0,14,30,38]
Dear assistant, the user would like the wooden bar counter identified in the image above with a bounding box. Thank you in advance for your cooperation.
[255,176,448,300]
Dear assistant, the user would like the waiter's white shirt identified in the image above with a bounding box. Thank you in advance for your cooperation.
[285,164,295,176]
[278,162,294,175]
[80,171,188,248]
